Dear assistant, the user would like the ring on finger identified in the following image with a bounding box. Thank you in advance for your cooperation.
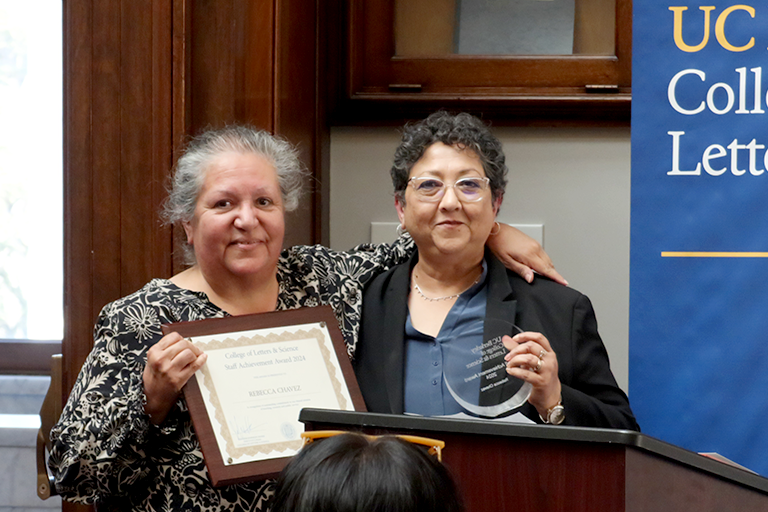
[534,359,542,373]
[538,349,547,360]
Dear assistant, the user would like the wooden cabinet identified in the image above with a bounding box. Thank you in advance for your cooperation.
[330,0,632,123]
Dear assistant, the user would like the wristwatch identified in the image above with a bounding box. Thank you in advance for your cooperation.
[540,399,565,425]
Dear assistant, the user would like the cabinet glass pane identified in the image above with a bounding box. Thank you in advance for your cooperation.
[395,0,615,57]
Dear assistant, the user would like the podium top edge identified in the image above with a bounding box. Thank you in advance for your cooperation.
[298,408,640,444]
[298,408,768,495]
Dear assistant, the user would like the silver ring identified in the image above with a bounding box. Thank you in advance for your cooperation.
[538,349,547,360]
[534,359,542,373]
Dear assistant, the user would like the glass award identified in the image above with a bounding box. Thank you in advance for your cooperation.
[443,320,531,417]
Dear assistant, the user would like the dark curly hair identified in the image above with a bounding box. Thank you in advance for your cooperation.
[391,111,507,205]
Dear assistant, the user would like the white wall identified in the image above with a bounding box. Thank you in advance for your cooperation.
[329,125,632,392]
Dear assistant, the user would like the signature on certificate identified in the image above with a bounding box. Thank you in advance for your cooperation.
[230,414,264,438]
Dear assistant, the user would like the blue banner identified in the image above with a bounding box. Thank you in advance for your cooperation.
[631,2,768,475]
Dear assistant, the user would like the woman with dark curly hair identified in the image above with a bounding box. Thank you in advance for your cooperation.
[355,111,639,430]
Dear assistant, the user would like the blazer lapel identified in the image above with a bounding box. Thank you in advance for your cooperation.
[479,253,521,408]
[381,255,416,414]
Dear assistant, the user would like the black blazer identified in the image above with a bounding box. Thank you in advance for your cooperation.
[354,251,639,430]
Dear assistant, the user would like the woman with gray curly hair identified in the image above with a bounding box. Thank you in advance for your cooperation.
[164,126,307,265]
[355,112,638,431]
[49,124,562,511]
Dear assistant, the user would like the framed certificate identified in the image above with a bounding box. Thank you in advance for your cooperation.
[162,305,366,486]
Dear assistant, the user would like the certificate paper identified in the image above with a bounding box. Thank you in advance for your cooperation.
[163,306,366,486]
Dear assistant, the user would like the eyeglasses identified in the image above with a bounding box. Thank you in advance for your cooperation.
[301,430,445,461]
[407,176,490,202]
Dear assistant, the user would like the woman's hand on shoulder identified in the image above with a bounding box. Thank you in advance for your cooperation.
[143,332,207,425]
[502,331,562,418]
[487,223,567,286]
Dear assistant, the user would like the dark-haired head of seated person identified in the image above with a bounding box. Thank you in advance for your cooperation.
[271,432,464,512]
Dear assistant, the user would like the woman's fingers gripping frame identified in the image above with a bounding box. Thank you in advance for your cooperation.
[501,331,562,413]
[144,332,208,425]
[148,332,207,389]
[501,331,556,377]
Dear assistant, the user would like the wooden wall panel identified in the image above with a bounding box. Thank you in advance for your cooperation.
[188,0,275,132]
[89,0,123,322]
[189,0,239,127]
[243,0,275,130]
[119,0,173,294]
[64,0,176,396]
[275,0,318,247]
[63,0,95,403]
[151,0,176,278]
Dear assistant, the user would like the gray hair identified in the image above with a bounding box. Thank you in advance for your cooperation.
[162,125,306,264]
[391,111,507,205]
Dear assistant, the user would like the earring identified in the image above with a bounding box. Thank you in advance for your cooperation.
[396,223,408,237]
[489,221,501,236]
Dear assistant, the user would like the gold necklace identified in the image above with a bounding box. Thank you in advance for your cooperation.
[412,271,482,302]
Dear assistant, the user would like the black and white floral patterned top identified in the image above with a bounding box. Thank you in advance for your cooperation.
[49,241,411,512]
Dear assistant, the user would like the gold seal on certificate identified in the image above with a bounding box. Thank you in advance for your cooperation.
[162,306,366,487]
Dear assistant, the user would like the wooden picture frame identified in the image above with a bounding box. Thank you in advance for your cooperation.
[162,305,366,486]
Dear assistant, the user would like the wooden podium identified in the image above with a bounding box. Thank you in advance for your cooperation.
[299,409,768,512]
